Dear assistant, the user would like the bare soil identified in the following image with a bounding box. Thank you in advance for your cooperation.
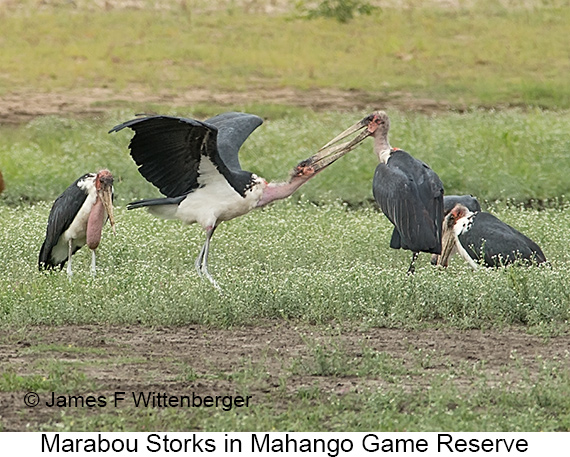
[0,88,454,125]
[1,323,569,431]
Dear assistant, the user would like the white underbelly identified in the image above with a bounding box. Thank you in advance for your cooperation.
[48,193,107,264]
[147,157,266,229]
[64,193,98,241]
[175,184,260,228]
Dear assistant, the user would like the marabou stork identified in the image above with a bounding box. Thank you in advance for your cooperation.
[437,204,547,269]
[430,194,482,265]
[110,112,357,289]
[317,111,444,273]
[39,170,115,277]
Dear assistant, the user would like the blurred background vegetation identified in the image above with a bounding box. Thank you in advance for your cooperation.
[0,0,569,108]
[1,0,569,206]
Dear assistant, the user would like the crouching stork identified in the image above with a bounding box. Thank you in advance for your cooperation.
[110,112,355,290]
[437,204,547,269]
[39,170,115,277]
[430,194,482,265]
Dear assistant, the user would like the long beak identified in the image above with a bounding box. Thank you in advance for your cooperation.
[319,118,370,152]
[99,186,116,235]
[295,119,372,174]
[437,223,456,267]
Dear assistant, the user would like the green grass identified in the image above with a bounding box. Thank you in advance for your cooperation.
[3,116,568,435]
[2,109,570,207]
[2,325,569,432]
[1,1,570,108]
[1,200,569,333]
[0,361,96,394]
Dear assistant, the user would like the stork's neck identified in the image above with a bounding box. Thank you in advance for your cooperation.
[374,133,391,164]
[255,175,308,208]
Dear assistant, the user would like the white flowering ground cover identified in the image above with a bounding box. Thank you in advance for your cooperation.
[1,197,569,329]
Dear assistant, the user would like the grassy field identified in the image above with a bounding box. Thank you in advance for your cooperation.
[1,0,570,434]
[1,110,570,331]
[2,109,570,206]
[1,199,569,331]
[1,0,570,109]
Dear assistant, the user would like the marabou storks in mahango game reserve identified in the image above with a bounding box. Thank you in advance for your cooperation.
[437,203,547,269]
[110,112,361,290]
[39,170,115,277]
[318,111,444,274]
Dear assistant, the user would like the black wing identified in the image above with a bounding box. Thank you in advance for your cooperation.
[459,212,547,266]
[373,150,444,254]
[39,175,90,269]
[110,116,229,197]
[205,112,263,172]
[444,195,481,215]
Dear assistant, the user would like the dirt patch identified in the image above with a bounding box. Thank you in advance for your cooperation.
[0,88,454,125]
[1,323,568,431]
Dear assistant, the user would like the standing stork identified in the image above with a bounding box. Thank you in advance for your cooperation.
[317,111,444,273]
[39,170,115,277]
[437,204,547,268]
[109,112,354,289]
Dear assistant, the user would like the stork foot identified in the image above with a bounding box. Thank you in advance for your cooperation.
[195,257,204,276]
[195,256,220,290]
[195,259,222,292]
[201,268,222,293]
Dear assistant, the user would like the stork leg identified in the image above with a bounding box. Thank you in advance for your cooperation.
[195,225,221,291]
[91,249,97,277]
[194,227,214,276]
[194,238,209,275]
[66,239,73,280]
[407,252,419,275]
